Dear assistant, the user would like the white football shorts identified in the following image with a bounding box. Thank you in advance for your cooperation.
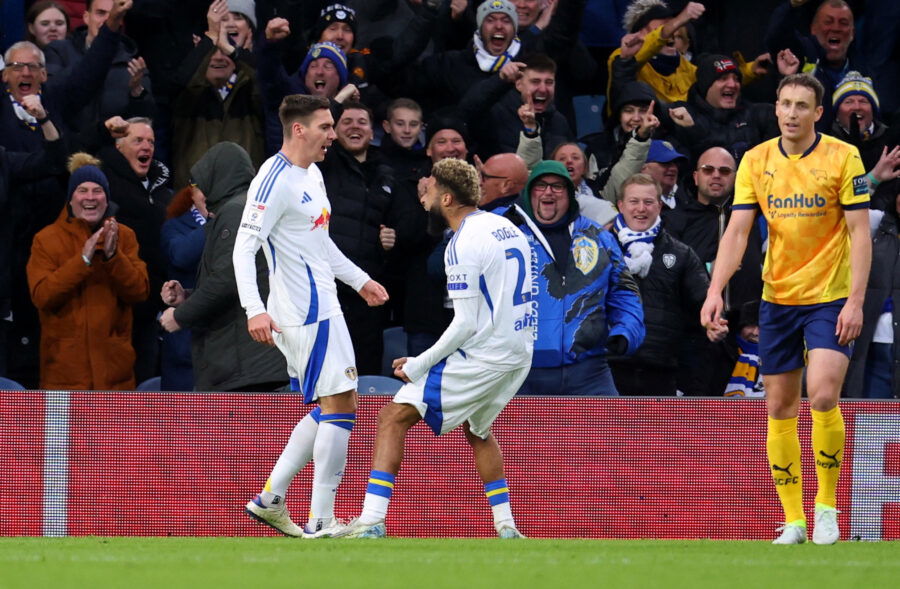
[393,351,529,438]
[274,315,358,403]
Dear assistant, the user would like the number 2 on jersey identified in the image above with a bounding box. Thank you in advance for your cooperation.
[505,248,530,306]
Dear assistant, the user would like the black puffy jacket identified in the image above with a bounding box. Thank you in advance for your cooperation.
[319,143,397,279]
[609,230,709,369]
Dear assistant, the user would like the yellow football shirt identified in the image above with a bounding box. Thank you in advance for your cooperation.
[733,133,869,305]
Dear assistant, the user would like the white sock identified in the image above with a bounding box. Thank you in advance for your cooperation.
[359,470,394,525]
[492,503,514,530]
[259,409,319,505]
[308,417,353,525]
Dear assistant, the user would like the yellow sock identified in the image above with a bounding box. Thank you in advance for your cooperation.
[812,406,844,508]
[767,416,804,523]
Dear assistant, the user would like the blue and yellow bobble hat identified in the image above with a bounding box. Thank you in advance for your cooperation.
[833,71,880,118]
[300,42,349,87]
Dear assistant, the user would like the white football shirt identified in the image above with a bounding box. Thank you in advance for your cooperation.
[233,152,369,326]
[444,210,534,370]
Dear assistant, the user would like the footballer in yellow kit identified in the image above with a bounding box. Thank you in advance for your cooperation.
[700,74,871,546]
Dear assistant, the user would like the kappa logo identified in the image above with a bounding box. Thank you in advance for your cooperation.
[662,253,676,269]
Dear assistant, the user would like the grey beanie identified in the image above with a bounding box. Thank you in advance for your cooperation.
[476,0,518,33]
[227,0,257,30]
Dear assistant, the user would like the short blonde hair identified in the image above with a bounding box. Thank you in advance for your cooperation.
[432,157,481,207]
[619,172,661,201]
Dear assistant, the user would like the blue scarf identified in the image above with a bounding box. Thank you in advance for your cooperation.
[613,214,661,278]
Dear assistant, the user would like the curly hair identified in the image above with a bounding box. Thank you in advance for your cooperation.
[431,157,481,207]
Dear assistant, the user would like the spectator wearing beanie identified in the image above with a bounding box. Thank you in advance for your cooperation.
[829,72,892,172]
[27,153,149,390]
[424,114,471,164]
[306,3,427,111]
[663,53,778,162]
[257,34,350,153]
[389,0,526,113]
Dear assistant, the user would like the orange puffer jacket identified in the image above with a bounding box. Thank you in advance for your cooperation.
[27,207,149,390]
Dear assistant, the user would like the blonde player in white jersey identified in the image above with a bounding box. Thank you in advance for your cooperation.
[233,94,389,538]
[335,157,535,539]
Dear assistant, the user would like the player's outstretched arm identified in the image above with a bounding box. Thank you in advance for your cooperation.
[358,279,389,306]
[700,208,756,335]
[835,208,871,346]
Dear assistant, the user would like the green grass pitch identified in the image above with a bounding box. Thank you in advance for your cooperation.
[1,537,896,589]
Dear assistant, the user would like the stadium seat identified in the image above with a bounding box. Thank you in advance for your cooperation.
[573,94,606,138]
[358,375,403,396]
[381,326,407,377]
[0,376,26,390]
[136,376,162,391]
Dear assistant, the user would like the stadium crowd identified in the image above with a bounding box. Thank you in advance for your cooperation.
[1,0,898,397]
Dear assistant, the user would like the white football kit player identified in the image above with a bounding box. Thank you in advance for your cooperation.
[233,152,369,401]
[395,210,535,437]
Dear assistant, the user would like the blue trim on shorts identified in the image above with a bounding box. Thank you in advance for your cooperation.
[308,406,322,423]
[422,359,447,435]
[302,320,330,404]
[319,412,356,431]
[759,299,850,375]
